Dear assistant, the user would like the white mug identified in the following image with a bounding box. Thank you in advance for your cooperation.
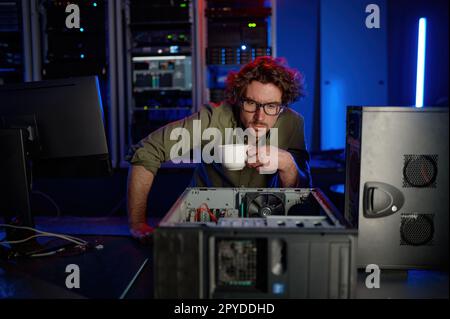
[218,144,248,171]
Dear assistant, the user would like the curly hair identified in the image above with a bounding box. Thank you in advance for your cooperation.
[225,56,306,107]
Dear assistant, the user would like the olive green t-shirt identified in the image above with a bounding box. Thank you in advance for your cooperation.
[126,102,311,188]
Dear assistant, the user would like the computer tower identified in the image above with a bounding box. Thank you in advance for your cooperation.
[154,188,357,299]
[344,106,449,269]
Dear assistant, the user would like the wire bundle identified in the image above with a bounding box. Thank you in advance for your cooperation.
[0,223,89,258]
[194,203,218,223]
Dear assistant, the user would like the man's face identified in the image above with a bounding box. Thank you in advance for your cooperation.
[239,81,283,137]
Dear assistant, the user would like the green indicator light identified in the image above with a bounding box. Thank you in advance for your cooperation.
[167,35,173,39]
[248,23,257,28]
[180,3,187,8]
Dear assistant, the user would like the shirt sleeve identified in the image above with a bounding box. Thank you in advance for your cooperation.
[287,115,312,188]
[125,105,215,175]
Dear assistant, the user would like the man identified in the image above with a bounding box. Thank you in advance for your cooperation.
[126,56,312,241]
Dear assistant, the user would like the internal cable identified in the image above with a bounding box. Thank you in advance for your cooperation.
[240,201,245,218]
[32,190,62,217]
[195,203,218,223]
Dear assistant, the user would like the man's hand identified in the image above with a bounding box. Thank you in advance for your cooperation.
[246,145,300,187]
[246,145,292,174]
[130,222,154,244]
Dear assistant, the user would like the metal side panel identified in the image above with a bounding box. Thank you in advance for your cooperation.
[154,227,203,298]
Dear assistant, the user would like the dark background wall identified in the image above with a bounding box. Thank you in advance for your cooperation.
[276,0,320,151]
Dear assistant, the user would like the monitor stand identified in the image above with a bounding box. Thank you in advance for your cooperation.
[0,128,45,258]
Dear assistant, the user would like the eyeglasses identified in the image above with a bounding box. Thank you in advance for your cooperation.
[240,97,285,116]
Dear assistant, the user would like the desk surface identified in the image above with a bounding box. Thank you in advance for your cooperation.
[0,235,153,299]
[0,217,448,299]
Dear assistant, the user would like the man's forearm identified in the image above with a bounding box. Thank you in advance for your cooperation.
[127,165,154,226]
[279,154,300,187]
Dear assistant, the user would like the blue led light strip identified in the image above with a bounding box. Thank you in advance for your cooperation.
[415,18,427,108]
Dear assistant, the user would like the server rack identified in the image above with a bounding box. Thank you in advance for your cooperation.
[119,0,196,167]
[0,0,26,84]
[204,0,274,104]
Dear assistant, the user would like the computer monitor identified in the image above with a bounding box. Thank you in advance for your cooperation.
[0,76,112,255]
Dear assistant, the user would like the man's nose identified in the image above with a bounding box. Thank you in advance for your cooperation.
[254,106,265,122]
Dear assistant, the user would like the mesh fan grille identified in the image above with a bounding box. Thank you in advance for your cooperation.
[403,155,438,188]
[216,239,257,287]
[400,213,434,246]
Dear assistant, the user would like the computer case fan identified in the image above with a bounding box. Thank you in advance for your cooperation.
[245,193,285,217]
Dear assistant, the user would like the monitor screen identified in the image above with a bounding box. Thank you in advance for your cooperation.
[0,76,111,177]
